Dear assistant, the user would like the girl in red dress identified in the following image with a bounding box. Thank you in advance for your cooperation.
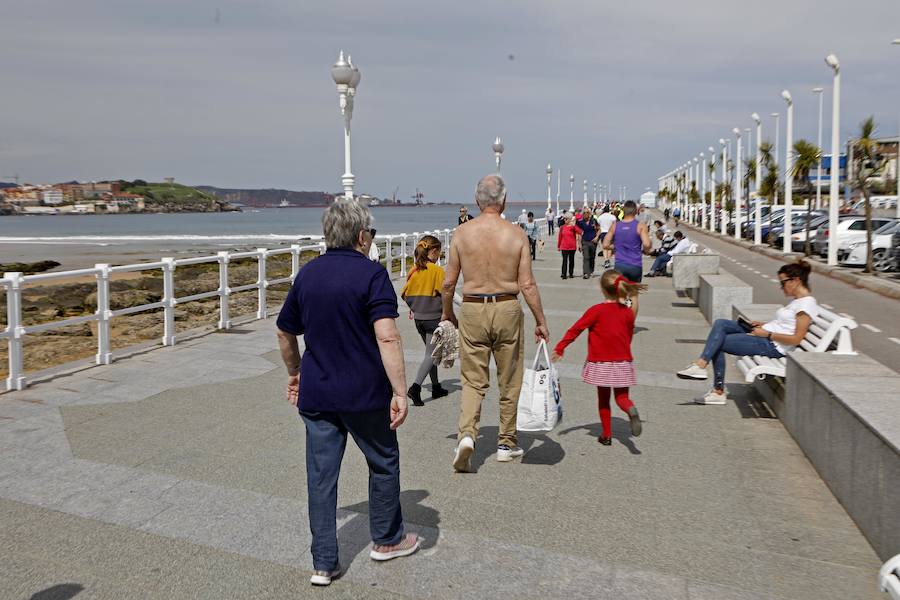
[552,269,646,445]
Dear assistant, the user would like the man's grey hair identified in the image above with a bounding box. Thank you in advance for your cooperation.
[322,198,372,248]
[475,174,507,209]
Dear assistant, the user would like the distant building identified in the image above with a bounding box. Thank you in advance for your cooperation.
[72,203,96,214]
[164,177,175,184]
[845,136,898,189]
[42,189,64,205]
[807,153,847,191]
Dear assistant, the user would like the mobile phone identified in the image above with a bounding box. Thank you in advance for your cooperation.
[737,316,753,332]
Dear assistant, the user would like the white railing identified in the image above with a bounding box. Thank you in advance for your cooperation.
[2,217,550,392]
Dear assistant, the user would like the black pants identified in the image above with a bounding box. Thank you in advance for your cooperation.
[561,250,575,277]
[529,238,537,260]
[582,240,597,276]
[548,221,555,235]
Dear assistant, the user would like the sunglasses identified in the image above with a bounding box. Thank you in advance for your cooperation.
[368,228,377,237]
[778,277,793,288]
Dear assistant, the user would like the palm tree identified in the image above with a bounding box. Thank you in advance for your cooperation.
[743,157,757,199]
[849,116,889,273]
[790,139,822,255]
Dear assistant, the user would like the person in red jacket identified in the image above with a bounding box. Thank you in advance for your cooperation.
[552,269,646,445]
[557,214,581,279]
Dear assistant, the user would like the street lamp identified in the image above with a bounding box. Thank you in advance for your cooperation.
[569,174,575,212]
[492,137,505,173]
[700,152,707,229]
[708,146,716,232]
[546,163,553,212]
[771,112,781,207]
[719,138,728,235]
[813,87,825,210]
[892,41,900,218]
[556,169,561,215]
[331,50,361,200]
[733,127,743,241]
[752,113,763,244]
[782,89,794,254]
[583,179,588,207]
[826,53,841,266]
[692,157,700,224]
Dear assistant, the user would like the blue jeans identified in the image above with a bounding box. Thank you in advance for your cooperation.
[650,252,671,273]
[300,407,404,571]
[700,319,784,390]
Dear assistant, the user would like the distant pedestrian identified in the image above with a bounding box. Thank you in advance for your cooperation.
[597,206,617,269]
[552,269,646,446]
[576,207,599,278]
[441,175,550,473]
[558,214,580,279]
[664,207,671,222]
[458,206,474,225]
[524,211,540,260]
[602,200,651,283]
[401,235,450,406]
[546,206,555,235]
[645,231,691,277]
[276,199,420,587]
[672,206,682,226]
[517,209,528,228]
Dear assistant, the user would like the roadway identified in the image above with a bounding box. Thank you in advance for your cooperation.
[675,225,900,372]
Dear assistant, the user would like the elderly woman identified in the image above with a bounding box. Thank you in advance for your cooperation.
[676,261,818,405]
[276,199,420,587]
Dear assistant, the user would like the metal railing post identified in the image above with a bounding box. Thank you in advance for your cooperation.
[95,264,112,364]
[257,248,267,319]
[290,244,301,280]
[161,258,176,346]
[217,251,231,330]
[4,272,26,391]
[385,236,392,272]
[400,235,408,277]
[319,242,326,255]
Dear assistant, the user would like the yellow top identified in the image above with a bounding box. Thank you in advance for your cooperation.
[401,262,445,320]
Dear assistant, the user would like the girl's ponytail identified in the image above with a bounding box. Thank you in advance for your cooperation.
[413,235,442,271]
[600,269,647,301]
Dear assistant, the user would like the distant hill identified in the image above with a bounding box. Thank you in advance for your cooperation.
[0,182,18,189]
[197,186,335,207]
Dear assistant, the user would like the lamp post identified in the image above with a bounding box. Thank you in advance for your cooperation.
[752,113,763,245]
[330,50,361,200]
[782,90,794,254]
[546,163,553,212]
[720,138,728,235]
[593,182,597,205]
[772,112,781,207]
[692,157,700,224]
[492,137,504,173]
[826,53,841,266]
[569,174,575,212]
[700,152,707,229]
[708,146,716,231]
[892,40,900,218]
[812,87,825,210]
[583,179,589,207]
[733,128,743,240]
[556,169,561,215]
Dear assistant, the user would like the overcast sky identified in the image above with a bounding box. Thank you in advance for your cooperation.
[2,0,899,202]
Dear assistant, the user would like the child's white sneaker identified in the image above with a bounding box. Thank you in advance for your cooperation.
[695,389,727,405]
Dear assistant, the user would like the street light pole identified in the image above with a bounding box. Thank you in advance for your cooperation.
[812,87,825,211]
[893,40,900,218]
[492,137,504,173]
[569,174,575,212]
[772,112,781,207]
[783,90,794,253]
[330,50,361,200]
[708,146,716,232]
[752,113,763,245]
[546,163,553,212]
[583,179,588,207]
[700,152,707,229]
[556,169,561,215]
[720,139,728,235]
[733,128,742,241]
[826,54,841,266]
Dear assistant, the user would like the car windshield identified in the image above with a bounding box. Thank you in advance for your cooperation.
[875,221,900,235]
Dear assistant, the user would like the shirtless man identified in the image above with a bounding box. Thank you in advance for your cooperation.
[441,174,549,473]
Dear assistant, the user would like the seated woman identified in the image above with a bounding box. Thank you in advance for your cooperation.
[676,261,818,405]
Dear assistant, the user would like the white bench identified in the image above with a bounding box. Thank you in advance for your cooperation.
[736,307,858,382]
[879,554,900,599]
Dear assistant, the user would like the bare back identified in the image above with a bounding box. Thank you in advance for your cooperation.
[453,214,528,294]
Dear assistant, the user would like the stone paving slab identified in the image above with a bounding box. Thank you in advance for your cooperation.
[0,247,885,599]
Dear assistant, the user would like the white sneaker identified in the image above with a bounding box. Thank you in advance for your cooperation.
[695,390,727,405]
[453,436,475,472]
[310,566,342,586]
[496,444,524,462]
[677,363,708,380]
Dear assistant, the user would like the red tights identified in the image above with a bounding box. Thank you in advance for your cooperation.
[597,387,634,439]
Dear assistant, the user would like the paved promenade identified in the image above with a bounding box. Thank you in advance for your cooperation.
[0,240,884,599]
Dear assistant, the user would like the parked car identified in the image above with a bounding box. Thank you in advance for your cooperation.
[815,216,896,258]
[893,226,900,271]
[771,213,830,251]
[842,220,900,271]
[741,206,780,238]
[767,211,826,247]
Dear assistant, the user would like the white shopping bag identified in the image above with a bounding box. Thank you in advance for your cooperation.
[516,340,562,432]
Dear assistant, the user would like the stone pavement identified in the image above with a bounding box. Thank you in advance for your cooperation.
[0,241,885,599]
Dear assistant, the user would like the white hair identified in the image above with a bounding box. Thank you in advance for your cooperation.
[322,198,372,248]
[475,175,507,209]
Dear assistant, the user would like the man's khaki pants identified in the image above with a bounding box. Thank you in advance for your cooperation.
[458,299,524,448]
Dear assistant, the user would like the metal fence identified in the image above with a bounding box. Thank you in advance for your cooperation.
[2,219,549,392]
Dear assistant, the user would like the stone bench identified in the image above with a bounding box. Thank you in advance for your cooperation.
[784,352,900,562]
[671,252,719,298]
[698,271,753,324]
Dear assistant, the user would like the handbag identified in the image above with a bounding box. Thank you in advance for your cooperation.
[516,340,562,432]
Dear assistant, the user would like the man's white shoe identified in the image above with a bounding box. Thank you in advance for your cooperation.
[453,436,475,472]
[496,444,524,462]
[695,390,727,405]
[677,364,708,380]
[310,566,342,586]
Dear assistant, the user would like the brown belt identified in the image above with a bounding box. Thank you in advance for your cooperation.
[462,294,518,303]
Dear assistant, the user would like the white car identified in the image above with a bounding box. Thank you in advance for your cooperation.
[842,220,900,271]
[823,216,895,258]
